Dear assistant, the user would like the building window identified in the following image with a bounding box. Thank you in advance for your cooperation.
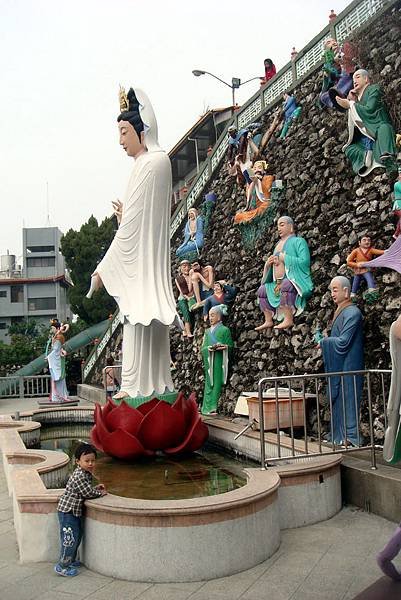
[0,323,6,330]
[10,285,24,303]
[27,257,55,267]
[26,246,55,253]
[0,291,6,298]
[28,297,56,311]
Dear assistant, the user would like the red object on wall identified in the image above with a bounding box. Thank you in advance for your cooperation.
[91,392,209,460]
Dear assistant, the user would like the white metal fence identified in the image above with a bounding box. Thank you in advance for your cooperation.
[0,375,51,399]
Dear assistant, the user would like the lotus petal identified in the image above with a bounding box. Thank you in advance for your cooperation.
[105,400,143,435]
[103,428,153,460]
[90,425,104,452]
[164,416,209,455]
[93,403,111,442]
[172,392,198,428]
[102,398,117,420]
[136,398,160,416]
[137,400,186,450]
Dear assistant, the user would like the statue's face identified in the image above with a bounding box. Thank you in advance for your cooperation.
[359,236,372,249]
[191,261,201,272]
[214,282,223,294]
[353,72,369,92]
[50,326,57,334]
[188,210,197,220]
[209,310,220,325]
[118,121,144,157]
[180,262,190,275]
[325,38,338,51]
[330,280,349,305]
[277,218,293,238]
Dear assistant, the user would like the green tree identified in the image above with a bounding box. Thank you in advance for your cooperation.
[0,319,49,374]
[61,215,116,324]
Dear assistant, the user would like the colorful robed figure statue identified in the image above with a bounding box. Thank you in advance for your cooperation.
[337,69,397,176]
[176,208,204,258]
[201,305,233,415]
[256,216,313,330]
[319,277,364,446]
[46,319,69,403]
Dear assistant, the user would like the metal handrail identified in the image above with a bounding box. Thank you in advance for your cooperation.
[256,369,391,470]
[102,364,122,401]
[82,311,122,382]
[169,0,390,242]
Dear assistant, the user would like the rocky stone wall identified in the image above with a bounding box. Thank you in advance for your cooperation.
[170,0,401,438]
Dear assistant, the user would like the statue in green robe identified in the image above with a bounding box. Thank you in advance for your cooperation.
[336,69,397,176]
[201,305,233,415]
[256,216,313,331]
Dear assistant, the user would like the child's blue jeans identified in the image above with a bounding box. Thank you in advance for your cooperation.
[57,511,83,567]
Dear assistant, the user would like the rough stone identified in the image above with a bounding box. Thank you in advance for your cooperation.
[169,1,401,442]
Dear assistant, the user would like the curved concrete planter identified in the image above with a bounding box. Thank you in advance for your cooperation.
[84,469,280,582]
[0,407,342,582]
[273,455,342,529]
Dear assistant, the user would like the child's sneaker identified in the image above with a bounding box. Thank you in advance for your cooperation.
[70,560,82,567]
[54,564,78,577]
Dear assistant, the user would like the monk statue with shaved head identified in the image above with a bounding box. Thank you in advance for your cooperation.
[317,276,364,447]
[255,216,313,331]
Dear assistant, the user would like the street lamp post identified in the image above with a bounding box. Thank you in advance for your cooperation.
[192,70,261,109]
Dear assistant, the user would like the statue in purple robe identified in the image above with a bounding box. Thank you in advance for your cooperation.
[319,276,364,446]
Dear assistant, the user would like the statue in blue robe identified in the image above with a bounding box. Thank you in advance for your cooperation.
[320,277,364,446]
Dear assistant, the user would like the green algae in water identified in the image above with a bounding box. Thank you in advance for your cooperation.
[40,425,249,500]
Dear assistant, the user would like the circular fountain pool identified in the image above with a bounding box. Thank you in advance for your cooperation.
[41,423,248,499]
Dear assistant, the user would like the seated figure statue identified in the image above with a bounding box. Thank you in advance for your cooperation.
[176,208,204,258]
[337,69,397,176]
[234,161,274,224]
[319,40,358,111]
[202,281,237,321]
[346,234,384,301]
[175,259,195,338]
[189,260,215,311]
[255,216,313,330]
[235,122,262,186]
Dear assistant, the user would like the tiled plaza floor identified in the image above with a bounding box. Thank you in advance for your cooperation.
[1,397,401,599]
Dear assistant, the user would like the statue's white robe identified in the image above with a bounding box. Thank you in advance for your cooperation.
[97,150,177,398]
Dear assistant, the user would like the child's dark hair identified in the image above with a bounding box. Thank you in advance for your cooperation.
[74,443,97,460]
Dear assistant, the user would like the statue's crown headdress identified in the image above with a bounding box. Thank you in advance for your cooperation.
[119,85,129,113]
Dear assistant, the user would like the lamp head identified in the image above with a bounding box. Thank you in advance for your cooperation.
[192,70,206,77]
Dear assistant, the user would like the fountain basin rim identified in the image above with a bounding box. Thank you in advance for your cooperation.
[85,468,280,518]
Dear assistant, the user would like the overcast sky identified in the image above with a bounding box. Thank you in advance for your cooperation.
[0,0,350,261]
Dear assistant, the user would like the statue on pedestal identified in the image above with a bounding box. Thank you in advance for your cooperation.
[346,234,384,302]
[46,319,70,403]
[176,208,204,259]
[255,216,313,330]
[201,305,233,416]
[337,69,397,176]
[87,86,178,403]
